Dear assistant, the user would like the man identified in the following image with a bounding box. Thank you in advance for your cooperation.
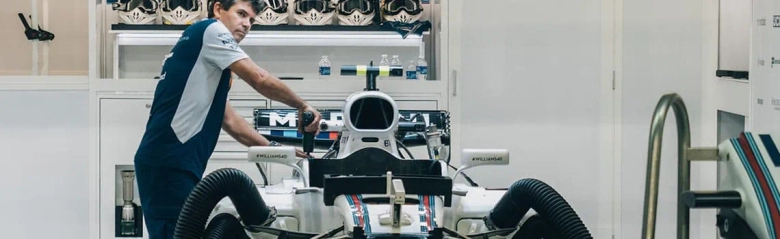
[132,0,322,238]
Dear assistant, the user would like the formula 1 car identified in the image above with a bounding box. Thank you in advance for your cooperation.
[171,63,593,239]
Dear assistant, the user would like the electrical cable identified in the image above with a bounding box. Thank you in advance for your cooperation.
[255,163,269,186]
[396,139,415,159]
[410,113,424,122]
[430,140,478,187]
[448,163,479,187]
[322,149,337,159]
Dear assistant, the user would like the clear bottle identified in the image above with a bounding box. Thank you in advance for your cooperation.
[416,55,428,81]
[318,55,331,77]
[391,55,403,78]
[406,60,418,80]
[391,55,402,67]
[379,54,390,66]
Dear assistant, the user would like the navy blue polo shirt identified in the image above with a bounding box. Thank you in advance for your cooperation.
[134,18,248,179]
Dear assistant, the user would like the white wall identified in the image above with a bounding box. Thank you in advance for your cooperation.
[0,90,90,238]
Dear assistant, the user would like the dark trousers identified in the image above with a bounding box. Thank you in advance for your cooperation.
[134,163,200,239]
[144,217,177,239]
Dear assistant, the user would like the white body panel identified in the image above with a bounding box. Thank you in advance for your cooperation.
[210,178,508,238]
[717,132,780,239]
[337,91,401,159]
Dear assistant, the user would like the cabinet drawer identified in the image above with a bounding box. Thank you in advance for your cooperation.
[215,99,268,152]
[230,99,268,124]
[100,98,154,165]
[395,100,438,110]
[270,100,345,109]
[271,100,437,111]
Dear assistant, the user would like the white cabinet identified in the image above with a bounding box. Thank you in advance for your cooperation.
[98,98,153,239]
[99,97,268,160]
[215,99,268,152]
[97,96,271,239]
[99,98,153,166]
[270,99,346,109]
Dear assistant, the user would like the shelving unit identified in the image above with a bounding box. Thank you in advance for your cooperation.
[110,25,426,80]
[114,31,423,46]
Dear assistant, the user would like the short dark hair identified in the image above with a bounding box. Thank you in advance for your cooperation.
[207,0,262,18]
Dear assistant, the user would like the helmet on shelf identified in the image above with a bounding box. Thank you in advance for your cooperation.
[336,0,375,26]
[255,0,290,25]
[112,0,160,24]
[293,0,336,25]
[160,0,202,25]
[380,0,422,24]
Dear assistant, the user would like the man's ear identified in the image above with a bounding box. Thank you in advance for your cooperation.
[212,1,223,18]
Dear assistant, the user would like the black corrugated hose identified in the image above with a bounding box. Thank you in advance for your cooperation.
[204,213,250,239]
[512,214,555,239]
[486,178,592,239]
[174,168,274,239]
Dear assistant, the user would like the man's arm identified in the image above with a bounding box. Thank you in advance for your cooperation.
[229,58,322,134]
[222,101,308,158]
[230,59,307,109]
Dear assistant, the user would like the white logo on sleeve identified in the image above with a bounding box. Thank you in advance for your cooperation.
[162,52,174,66]
[217,33,239,49]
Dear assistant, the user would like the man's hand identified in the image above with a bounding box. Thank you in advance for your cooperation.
[298,105,322,135]
[296,149,309,159]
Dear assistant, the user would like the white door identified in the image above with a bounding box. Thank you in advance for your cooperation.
[617,0,712,238]
[446,0,615,238]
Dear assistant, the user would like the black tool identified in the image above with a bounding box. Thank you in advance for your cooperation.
[302,111,315,155]
[36,24,55,41]
[18,13,39,40]
[17,13,54,41]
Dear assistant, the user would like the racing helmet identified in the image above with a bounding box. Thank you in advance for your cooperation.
[380,0,422,23]
[336,0,375,26]
[160,0,202,25]
[293,0,336,25]
[255,0,290,25]
[112,0,160,24]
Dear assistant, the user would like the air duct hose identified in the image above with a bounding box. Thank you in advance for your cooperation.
[174,168,274,239]
[204,213,250,239]
[486,178,592,239]
[512,214,554,239]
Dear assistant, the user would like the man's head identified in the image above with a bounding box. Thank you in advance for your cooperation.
[209,0,262,42]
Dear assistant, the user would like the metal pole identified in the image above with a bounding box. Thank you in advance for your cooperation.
[641,93,691,239]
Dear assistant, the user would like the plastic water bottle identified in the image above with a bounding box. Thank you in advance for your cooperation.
[391,55,402,78]
[379,54,390,66]
[391,55,402,67]
[318,55,331,77]
[406,60,417,80]
[416,55,428,81]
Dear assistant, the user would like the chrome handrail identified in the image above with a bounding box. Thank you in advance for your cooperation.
[641,93,691,239]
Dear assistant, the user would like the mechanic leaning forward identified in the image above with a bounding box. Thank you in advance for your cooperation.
[132,0,322,238]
